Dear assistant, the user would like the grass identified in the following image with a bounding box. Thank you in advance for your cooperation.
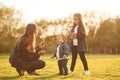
[0,54,120,80]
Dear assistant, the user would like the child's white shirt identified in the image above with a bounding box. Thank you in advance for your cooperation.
[56,44,60,59]
[73,26,78,46]
[56,44,69,60]
[74,26,78,33]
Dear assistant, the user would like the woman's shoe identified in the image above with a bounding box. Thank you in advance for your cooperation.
[16,68,25,76]
[29,71,40,75]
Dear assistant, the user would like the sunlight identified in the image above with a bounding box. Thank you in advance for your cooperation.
[40,25,63,38]
[57,25,62,34]
[40,25,55,39]
[1,0,120,23]
[1,0,120,37]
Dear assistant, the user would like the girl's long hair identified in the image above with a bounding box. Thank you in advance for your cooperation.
[15,23,37,53]
[73,13,86,37]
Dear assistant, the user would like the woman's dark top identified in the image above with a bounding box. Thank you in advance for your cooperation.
[9,37,40,69]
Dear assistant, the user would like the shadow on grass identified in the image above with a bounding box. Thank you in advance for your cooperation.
[31,73,76,80]
[0,76,20,80]
[0,73,76,80]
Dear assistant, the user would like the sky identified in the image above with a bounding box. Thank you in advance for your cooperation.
[0,0,120,24]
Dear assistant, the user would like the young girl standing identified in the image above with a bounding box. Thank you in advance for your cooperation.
[70,13,90,75]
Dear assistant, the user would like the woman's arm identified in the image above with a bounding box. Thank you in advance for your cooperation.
[20,40,40,61]
[35,45,41,53]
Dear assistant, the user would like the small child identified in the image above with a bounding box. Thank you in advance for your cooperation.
[51,34,69,75]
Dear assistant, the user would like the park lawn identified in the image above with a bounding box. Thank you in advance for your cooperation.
[0,54,120,80]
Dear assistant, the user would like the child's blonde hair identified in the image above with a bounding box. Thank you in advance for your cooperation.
[57,34,67,42]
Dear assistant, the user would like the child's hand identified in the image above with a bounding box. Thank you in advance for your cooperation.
[51,56,55,59]
[63,54,67,59]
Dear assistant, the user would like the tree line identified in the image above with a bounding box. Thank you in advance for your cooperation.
[0,5,120,54]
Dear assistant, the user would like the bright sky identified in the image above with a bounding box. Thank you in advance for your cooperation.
[0,0,120,24]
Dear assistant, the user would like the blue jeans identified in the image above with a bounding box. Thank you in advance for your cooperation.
[58,59,68,75]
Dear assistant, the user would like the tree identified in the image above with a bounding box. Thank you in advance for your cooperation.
[86,26,96,48]
[0,5,22,53]
[94,17,120,48]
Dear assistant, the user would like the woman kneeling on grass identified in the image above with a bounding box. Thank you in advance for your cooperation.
[9,23,46,76]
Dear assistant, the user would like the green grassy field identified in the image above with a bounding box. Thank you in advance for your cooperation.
[0,54,120,80]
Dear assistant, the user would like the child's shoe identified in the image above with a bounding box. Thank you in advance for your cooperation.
[68,70,72,74]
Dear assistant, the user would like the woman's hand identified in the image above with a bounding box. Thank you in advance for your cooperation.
[38,50,46,55]
[39,41,46,48]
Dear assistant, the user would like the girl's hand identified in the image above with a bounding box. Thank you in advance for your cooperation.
[71,32,76,39]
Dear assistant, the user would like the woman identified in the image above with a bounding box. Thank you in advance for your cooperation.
[70,13,90,75]
[9,23,46,76]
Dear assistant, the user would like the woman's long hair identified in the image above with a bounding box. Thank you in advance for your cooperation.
[15,23,37,53]
[73,13,86,37]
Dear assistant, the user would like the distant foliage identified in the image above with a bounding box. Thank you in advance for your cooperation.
[0,5,22,53]
[0,5,120,54]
